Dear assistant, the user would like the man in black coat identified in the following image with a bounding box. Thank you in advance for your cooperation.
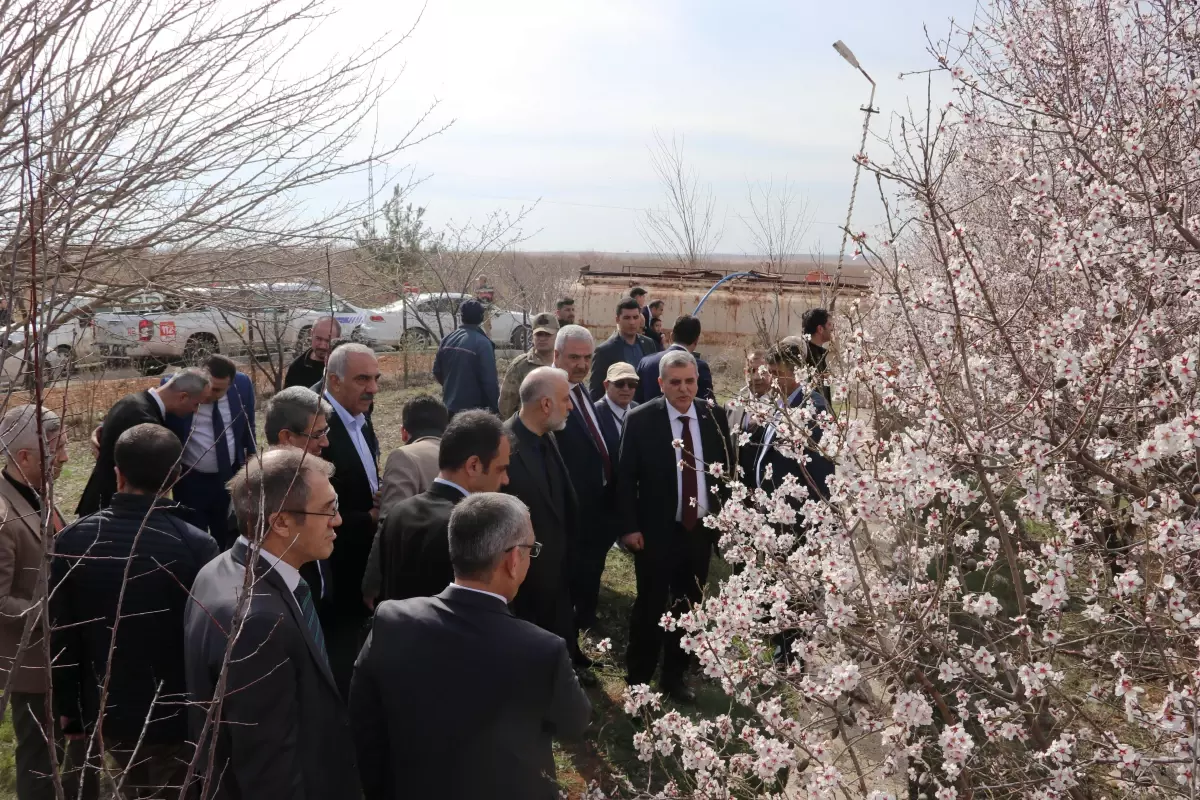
[752,341,835,502]
[284,316,340,389]
[588,298,657,400]
[502,367,577,650]
[594,361,639,454]
[350,493,591,800]
[376,410,511,603]
[635,314,715,403]
[618,350,732,703]
[317,342,381,694]
[184,449,359,800]
[551,325,615,642]
[76,368,210,515]
[52,424,218,797]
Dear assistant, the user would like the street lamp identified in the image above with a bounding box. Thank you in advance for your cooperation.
[830,40,877,312]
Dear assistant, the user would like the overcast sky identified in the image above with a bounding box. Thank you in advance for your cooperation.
[316,0,970,254]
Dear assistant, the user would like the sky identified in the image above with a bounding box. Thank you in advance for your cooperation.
[313,0,972,254]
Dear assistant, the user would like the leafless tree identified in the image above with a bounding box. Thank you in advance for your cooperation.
[0,0,446,793]
[742,178,813,275]
[637,131,724,271]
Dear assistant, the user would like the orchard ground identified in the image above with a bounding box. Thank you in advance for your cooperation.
[0,352,754,799]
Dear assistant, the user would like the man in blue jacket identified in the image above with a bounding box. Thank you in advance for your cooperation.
[635,315,714,404]
[162,354,256,548]
[433,299,500,416]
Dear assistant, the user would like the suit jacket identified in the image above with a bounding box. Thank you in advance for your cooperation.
[593,398,636,457]
[617,396,732,552]
[379,436,440,511]
[556,389,612,518]
[753,389,835,501]
[501,416,577,639]
[320,405,379,619]
[77,390,165,515]
[588,333,657,400]
[350,585,591,800]
[184,541,360,800]
[377,481,466,602]
[0,476,63,693]
[634,344,715,404]
[161,372,257,471]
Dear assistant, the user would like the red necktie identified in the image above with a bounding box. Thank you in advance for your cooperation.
[680,414,699,530]
[574,385,612,482]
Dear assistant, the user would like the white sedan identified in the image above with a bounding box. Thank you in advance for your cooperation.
[374,293,533,350]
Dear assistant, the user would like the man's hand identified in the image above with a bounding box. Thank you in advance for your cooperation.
[89,425,102,458]
[621,532,644,552]
[369,505,380,526]
[363,594,376,612]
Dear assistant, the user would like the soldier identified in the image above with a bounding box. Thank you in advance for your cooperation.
[498,312,558,420]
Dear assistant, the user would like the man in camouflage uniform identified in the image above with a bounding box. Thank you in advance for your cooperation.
[498,312,558,419]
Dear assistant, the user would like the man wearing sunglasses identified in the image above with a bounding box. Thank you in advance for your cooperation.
[351,492,591,800]
[594,361,639,454]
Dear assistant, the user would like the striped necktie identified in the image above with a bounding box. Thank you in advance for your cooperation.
[293,579,328,665]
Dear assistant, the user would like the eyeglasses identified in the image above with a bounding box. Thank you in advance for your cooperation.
[292,426,330,440]
[506,541,542,558]
[611,380,639,390]
[284,499,340,518]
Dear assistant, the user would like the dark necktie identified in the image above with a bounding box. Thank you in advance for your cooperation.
[679,414,699,530]
[212,401,233,480]
[573,385,612,481]
[293,579,328,665]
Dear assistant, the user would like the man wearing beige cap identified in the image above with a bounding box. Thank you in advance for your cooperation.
[593,361,639,454]
[499,312,558,419]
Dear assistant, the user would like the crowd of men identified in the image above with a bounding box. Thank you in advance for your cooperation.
[0,289,836,799]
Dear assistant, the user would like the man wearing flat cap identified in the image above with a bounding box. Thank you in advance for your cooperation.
[499,312,558,420]
[593,361,639,455]
[433,299,500,416]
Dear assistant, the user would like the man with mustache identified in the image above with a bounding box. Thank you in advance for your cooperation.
[285,316,342,390]
[319,342,381,694]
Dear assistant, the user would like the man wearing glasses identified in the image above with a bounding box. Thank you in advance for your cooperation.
[185,448,360,799]
[350,492,591,800]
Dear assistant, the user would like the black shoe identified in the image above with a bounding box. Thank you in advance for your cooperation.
[664,683,696,704]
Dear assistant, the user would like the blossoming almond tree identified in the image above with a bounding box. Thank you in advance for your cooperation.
[619,0,1200,797]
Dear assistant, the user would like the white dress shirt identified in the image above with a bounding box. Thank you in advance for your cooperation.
[325,391,379,493]
[666,401,709,522]
[185,393,238,473]
[236,536,301,592]
[433,477,469,497]
[603,395,630,431]
[452,583,509,605]
[148,388,166,418]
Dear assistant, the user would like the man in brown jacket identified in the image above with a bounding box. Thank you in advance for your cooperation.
[0,404,92,800]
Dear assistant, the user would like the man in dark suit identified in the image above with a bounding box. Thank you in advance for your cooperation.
[77,368,210,516]
[618,350,732,703]
[162,354,256,548]
[373,410,511,604]
[752,341,835,502]
[552,325,614,644]
[588,298,657,400]
[350,492,591,800]
[635,314,714,403]
[594,361,639,454]
[726,349,772,485]
[502,367,577,651]
[318,342,381,694]
[52,424,218,798]
[184,449,359,800]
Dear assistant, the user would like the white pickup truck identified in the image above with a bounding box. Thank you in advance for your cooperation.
[93,283,377,375]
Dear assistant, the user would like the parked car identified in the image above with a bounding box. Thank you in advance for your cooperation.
[93,282,379,374]
[1,290,109,381]
[380,292,533,350]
